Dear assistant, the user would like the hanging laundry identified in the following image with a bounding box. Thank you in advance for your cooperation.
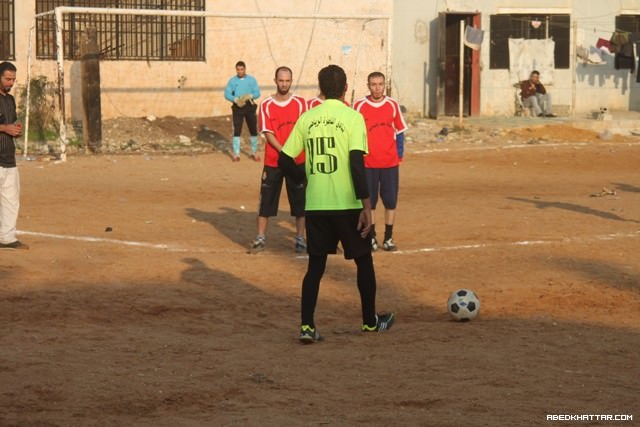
[610,30,635,72]
[588,47,605,64]
[577,45,605,65]
[630,33,640,82]
[577,45,589,61]
[464,26,484,50]
[614,53,635,72]
[596,38,612,53]
[609,31,630,54]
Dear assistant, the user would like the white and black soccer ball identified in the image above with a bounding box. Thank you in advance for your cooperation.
[447,289,480,321]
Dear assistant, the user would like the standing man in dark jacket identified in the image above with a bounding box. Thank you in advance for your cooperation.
[0,62,28,250]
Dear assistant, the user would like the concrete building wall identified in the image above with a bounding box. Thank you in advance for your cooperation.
[9,0,640,119]
[10,0,392,120]
[392,0,640,117]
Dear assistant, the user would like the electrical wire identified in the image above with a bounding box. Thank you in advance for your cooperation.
[253,0,279,68]
[293,0,321,92]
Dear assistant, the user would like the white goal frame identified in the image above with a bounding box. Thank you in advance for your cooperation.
[25,6,391,160]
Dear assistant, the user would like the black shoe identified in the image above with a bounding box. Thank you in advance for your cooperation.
[545,113,557,118]
[362,312,395,332]
[299,325,323,344]
[0,240,29,250]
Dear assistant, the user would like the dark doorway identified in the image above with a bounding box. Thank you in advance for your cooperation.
[437,12,481,117]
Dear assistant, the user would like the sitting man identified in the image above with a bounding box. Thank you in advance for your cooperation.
[520,70,556,117]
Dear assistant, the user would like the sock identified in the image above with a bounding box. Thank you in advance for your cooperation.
[369,224,376,241]
[301,255,328,328]
[232,136,241,155]
[355,253,377,327]
[250,135,258,154]
[384,224,393,241]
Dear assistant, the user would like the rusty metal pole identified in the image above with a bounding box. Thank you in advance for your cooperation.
[80,27,102,152]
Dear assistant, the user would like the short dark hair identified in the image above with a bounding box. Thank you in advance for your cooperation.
[235,61,246,68]
[530,70,540,76]
[367,71,385,82]
[275,66,292,79]
[318,65,346,100]
[0,61,17,77]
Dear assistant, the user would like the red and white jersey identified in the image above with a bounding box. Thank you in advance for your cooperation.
[353,95,408,168]
[260,94,307,167]
[307,96,350,109]
[307,96,323,110]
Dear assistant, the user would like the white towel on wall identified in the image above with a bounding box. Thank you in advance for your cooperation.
[508,38,555,84]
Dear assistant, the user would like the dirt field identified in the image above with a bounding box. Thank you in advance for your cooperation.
[1,129,639,426]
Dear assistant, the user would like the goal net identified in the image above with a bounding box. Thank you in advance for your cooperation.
[23,5,390,157]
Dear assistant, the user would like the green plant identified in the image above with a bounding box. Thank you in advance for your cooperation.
[17,75,58,142]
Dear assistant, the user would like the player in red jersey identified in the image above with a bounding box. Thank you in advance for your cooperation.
[250,66,307,253]
[353,71,408,251]
[307,95,324,110]
[307,94,350,109]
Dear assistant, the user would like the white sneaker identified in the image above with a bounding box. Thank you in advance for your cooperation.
[382,238,397,252]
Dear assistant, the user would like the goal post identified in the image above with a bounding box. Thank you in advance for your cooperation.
[25,6,392,160]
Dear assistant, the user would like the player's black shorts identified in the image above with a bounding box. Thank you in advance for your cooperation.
[366,166,399,210]
[258,165,305,217]
[305,211,371,259]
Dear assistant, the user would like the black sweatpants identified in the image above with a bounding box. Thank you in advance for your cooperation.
[301,252,377,329]
[231,103,258,137]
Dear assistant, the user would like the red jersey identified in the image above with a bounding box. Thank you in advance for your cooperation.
[307,97,350,109]
[260,95,307,166]
[354,96,408,168]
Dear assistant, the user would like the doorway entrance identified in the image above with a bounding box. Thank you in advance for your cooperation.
[437,12,481,117]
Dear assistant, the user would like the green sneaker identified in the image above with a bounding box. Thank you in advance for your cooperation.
[362,312,395,332]
[299,325,322,344]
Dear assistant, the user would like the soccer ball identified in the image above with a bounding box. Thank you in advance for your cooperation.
[447,289,480,321]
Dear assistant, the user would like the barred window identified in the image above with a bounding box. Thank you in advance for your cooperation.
[0,0,15,60]
[489,14,570,69]
[36,1,205,61]
[616,14,640,33]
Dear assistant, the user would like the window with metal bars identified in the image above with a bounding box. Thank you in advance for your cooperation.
[616,14,640,33]
[0,0,15,60]
[36,0,205,61]
[489,14,570,69]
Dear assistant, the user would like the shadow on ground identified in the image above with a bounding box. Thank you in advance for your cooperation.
[185,207,301,253]
[507,196,640,223]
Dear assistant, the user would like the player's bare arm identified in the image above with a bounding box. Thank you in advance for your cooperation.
[358,198,373,237]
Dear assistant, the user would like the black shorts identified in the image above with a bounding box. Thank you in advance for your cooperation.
[366,166,399,210]
[306,212,371,259]
[258,165,305,217]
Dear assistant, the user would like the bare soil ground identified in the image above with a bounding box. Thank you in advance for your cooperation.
[2,117,640,426]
